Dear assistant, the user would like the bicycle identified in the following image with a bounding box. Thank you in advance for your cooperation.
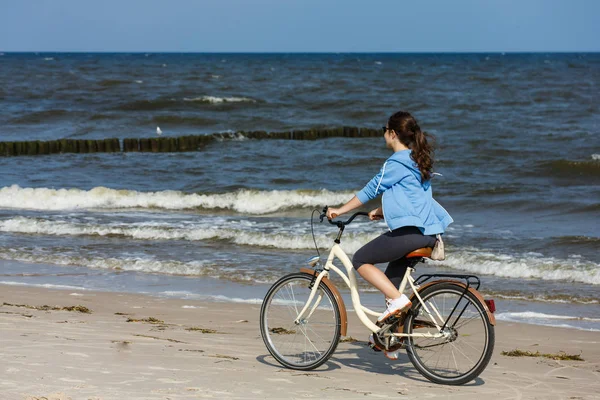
[260,207,496,385]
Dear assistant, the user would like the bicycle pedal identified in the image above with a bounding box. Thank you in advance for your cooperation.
[368,343,382,352]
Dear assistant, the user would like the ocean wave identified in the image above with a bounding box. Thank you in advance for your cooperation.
[89,113,118,121]
[116,96,258,111]
[162,292,316,307]
[182,96,256,104]
[98,79,130,87]
[496,311,600,331]
[152,115,218,126]
[0,249,280,285]
[435,248,600,285]
[3,213,600,287]
[0,249,215,276]
[10,109,69,124]
[117,99,179,111]
[160,291,285,305]
[0,281,87,291]
[549,235,600,247]
[497,311,600,322]
[0,185,355,214]
[483,290,598,305]
[0,216,377,253]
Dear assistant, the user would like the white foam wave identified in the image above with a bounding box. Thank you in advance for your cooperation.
[0,185,354,214]
[592,154,600,161]
[0,281,87,291]
[0,216,375,253]
[183,96,255,104]
[497,311,600,322]
[213,132,248,141]
[0,248,282,285]
[0,250,215,276]
[159,291,263,304]
[487,292,598,305]
[435,248,600,285]
[496,311,600,331]
[3,214,599,286]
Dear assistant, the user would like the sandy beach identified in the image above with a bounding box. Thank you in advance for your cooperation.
[0,285,599,400]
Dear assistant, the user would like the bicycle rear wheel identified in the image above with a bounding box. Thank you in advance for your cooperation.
[260,272,341,370]
[404,282,495,385]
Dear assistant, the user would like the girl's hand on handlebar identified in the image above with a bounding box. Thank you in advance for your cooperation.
[368,208,384,221]
[326,207,340,220]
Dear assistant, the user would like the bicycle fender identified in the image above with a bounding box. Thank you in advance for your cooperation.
[300,268,348,336]
[411,280,496,326]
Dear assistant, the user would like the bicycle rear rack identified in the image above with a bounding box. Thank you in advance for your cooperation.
[414,273,481,291]
[412,273,482,332]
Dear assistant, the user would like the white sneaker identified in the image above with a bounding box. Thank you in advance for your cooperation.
[384,349,401,360]
[377,294,412,324]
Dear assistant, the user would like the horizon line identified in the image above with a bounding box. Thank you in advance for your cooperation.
[1,50,599,55]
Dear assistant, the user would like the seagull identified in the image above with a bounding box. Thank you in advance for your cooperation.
[156,126,162,136]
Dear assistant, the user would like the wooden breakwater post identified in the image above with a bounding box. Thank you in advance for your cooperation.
[123,138,140,152]
[0,127,380,157]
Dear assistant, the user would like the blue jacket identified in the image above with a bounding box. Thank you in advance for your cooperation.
[356,150,453,235]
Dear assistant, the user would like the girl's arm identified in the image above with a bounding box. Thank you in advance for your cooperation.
[326,196,363,220]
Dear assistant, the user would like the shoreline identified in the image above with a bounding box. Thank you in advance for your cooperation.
[1,258,599,333]
[1,284,599,399]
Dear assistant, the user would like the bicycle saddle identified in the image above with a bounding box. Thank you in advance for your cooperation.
[406,247,432,258]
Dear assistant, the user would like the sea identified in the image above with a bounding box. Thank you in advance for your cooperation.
[0,52,599,331]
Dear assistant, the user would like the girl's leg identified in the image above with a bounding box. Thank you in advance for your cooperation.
[384,258,409,290]
[356,264,402,299]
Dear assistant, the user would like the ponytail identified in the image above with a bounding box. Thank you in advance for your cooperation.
[410,128,434,182]
[387,111,435,182]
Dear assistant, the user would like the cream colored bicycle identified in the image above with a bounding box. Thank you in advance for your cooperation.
[260,207,496,385]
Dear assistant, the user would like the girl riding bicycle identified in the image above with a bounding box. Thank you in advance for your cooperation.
[326,111,453,358]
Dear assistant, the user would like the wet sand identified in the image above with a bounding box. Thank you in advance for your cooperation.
[1,285,599,400]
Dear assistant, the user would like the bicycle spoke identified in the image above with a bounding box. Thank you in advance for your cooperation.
[451,346,459,373]
[287,283,300,316]
[298,324,324,356]
[305,325,332,346]
[456,337,483,354]
[448,341,475,366]
[452,314,481,330]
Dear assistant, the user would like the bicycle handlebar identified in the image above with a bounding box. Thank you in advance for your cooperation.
[319,206,369,228]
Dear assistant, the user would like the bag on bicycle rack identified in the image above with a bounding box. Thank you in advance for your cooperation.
[431,234,445,260]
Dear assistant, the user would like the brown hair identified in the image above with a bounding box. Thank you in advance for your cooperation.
[387,111,434,181]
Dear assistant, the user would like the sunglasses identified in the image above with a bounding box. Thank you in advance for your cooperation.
[381,126,388,134]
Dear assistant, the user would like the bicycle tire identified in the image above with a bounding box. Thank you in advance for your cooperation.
[260,272,341,370]
[404,282,495,385]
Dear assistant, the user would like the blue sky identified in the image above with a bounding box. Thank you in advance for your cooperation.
[1,0,598,52]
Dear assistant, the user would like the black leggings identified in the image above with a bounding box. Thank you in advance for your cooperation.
[352,226,436,289]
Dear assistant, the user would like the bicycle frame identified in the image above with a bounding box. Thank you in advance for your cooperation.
[294,244,446,340]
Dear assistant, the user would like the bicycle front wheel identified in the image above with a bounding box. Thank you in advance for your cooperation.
[404,282,495,385]
[260,272,341,370]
